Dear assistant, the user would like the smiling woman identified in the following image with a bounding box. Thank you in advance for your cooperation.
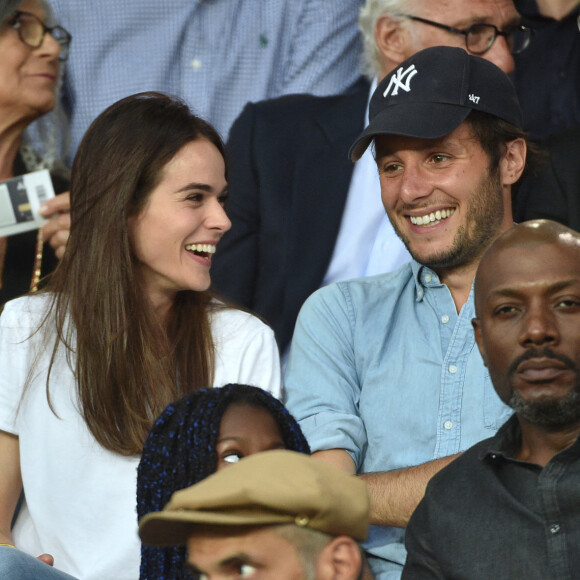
[0,0,71,305]
[0,93,283,579]
[128,138,231,310]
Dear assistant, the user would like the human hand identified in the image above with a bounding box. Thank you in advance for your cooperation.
[37,553,55,566]
[40,192,71,259]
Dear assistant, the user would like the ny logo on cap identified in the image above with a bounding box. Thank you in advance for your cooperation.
[383,64,418,98]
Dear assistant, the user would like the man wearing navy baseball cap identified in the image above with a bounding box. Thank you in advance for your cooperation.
[349,45,523,160]
[285,45,535,579]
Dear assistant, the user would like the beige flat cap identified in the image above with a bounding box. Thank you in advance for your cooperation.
[139,449,369,545]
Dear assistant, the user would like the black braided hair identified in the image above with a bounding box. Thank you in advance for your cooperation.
[137,384,310,579]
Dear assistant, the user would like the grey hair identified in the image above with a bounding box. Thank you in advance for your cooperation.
[1,0,70,175]
[358,0,416,79]
[0,0,23,22]
[0,0,57,32]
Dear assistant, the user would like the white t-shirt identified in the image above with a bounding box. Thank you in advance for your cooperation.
[0,294,282,580]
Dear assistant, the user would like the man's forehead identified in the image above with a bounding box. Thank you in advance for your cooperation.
[476,222,580,299]
[421,0,519,23]
[489,221,580,256]
[186,526,296,569]
[373,122,476,157]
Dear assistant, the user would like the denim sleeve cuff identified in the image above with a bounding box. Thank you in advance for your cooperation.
[298,410,367,470]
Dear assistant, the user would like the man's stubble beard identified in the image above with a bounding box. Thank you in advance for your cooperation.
[503,348,580,428]
[387,167,505,272]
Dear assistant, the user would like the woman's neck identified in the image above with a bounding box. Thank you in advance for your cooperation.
[0,125,23,180]
[146,294,176,337]
[142,282,178,329]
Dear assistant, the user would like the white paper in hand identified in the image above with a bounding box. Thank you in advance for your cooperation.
[0,170,55,237]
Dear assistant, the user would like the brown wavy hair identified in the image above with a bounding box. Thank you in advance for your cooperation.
[41,93,226,455]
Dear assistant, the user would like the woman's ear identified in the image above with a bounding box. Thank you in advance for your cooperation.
[315,536,363,580]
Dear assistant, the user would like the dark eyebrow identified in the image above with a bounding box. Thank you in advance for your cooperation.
[488,279,580,299]
[175,183,228,195]
[186,552,259,576]
[375,136,461,159]
[219,553,255,569]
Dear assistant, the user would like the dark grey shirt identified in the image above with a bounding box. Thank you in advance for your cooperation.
[402,415,580,579]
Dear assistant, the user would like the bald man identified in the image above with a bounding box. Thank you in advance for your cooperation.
[403,219,580,579]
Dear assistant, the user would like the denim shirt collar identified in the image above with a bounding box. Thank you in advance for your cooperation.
[411,260,476,309]
[411,260,442,302]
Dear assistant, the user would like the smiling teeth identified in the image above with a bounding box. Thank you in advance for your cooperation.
[185,244,216,253]
[410,208,455,226]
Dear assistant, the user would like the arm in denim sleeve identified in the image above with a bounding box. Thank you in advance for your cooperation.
[284,283,367,468]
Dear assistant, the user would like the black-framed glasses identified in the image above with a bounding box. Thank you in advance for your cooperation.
[8,10,72,61]
[397,14,534,55]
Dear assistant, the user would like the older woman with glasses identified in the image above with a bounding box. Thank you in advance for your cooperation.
[0,0,71,307]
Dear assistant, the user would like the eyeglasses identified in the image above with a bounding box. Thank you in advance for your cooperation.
[397,14,534,55]
[8,10,72,61]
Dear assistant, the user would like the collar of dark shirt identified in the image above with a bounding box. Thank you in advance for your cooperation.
[481,414,580,465]
[480,414,521,462]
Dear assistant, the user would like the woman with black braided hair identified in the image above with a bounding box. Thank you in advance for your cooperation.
[137,383,310,580]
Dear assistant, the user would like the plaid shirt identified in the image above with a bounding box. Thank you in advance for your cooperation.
[51,0,363,161]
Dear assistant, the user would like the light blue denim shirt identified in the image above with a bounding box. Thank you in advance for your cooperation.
[284,260,513,579]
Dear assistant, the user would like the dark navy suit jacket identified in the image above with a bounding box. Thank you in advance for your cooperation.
[515,128,580,231]
[211,78,370,351]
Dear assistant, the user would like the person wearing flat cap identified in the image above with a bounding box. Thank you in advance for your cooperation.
[139,450,371,580]
[285,45,538,579]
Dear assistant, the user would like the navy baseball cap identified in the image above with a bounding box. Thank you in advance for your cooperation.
[349,46,523,161]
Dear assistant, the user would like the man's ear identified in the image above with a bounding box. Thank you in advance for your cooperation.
[472,317,487,366]
[375,15,415,68]
[316,536,363,580]
[499,138,526,186]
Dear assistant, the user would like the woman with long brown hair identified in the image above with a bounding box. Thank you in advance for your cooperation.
[0,92,281,579]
